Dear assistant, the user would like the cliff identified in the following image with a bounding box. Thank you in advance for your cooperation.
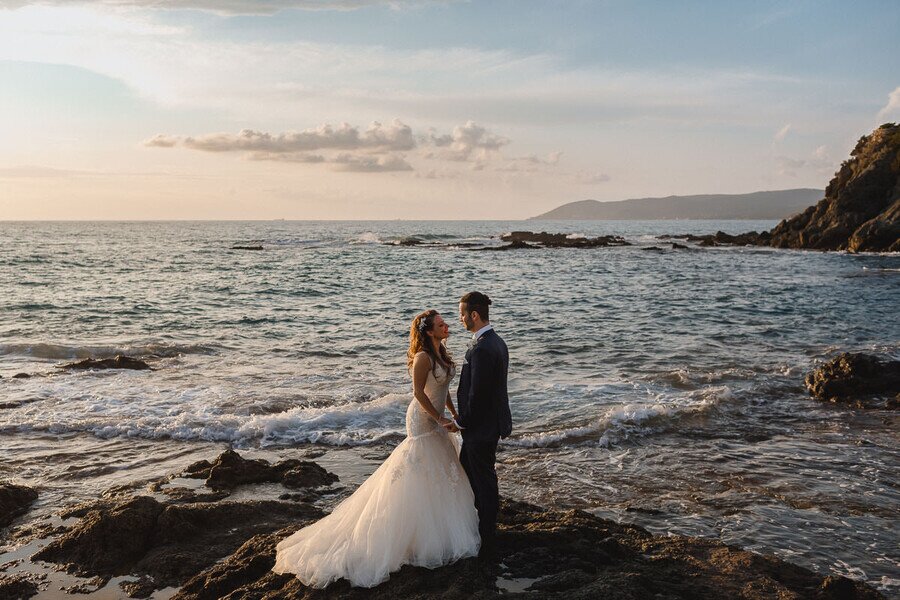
[768,123,900,251]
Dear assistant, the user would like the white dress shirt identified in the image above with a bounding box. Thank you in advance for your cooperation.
[471,323,493,342]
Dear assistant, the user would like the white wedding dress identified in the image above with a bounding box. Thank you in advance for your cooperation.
[273,354,480,588]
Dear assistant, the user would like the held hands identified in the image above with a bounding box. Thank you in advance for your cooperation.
[437,416,459,433]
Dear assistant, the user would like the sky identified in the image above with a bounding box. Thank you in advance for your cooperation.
[0,0,898,219]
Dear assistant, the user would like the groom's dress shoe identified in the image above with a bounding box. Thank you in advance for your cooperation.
[477,537,498,562]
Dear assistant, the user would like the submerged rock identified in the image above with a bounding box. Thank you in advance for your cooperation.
[172,500,884,600]
[805,353,900,409]
[0,482,38,529]
[231,245,264,251]
[59,356,152,371]
[32,495,323,590]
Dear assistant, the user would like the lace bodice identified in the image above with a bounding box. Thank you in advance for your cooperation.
[406,353,456,438]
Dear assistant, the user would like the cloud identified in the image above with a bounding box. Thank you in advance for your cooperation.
[577,171,611,184]
[331,153,412,172]
[248,152,326,163]
[877,86,900,120]
[422,121,509,162]
[0,0,444,15]
[773,123,791,142]
[775,146,833,177]
[172,120,414,153]
[492,152,563,173]
[144,121,420,172]
[0,165,78,178]
[146,119,524,174]
[143,134,179,148]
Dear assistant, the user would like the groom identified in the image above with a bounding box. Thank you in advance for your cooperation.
[448,291,512,560]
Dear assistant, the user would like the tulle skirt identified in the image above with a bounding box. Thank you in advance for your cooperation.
[273,428,480,588]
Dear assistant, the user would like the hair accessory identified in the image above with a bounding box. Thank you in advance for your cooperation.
[418,317,430,333]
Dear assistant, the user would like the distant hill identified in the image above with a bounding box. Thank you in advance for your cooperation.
[531,189,823,220]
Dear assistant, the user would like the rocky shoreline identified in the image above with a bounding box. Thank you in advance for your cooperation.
[0,447,890,599]
[1,350,897,597]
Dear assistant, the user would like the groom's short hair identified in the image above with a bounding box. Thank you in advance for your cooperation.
[460,291,491,321]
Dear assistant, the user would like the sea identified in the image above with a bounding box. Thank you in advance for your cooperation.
[1,220,898,597]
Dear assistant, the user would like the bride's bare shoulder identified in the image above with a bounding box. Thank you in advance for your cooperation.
[412,351,432,367]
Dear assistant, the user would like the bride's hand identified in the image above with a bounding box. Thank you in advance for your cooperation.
[437,416,452,428]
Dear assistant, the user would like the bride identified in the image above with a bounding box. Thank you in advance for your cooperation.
[272,309,480,588]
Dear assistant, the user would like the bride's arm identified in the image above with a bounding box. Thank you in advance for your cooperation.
[445,391,459,420]
[412,353,450,424]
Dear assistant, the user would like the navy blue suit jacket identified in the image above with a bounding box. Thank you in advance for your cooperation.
[456,328,512,442]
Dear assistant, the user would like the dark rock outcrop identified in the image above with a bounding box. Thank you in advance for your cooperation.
[658,231,771,247]
[492,231,631,250]
[805,353,900,409]
[33,496,165,574]
[0,482,38,529]
[172,500,884,600]
[32,495,322,590]
[0,573,41,599]
[59,356,152,371]
[768,123,900,251]
[183,449,339,490]
[232,245,264,251]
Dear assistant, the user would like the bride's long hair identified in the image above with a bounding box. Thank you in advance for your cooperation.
[407,309,454,375]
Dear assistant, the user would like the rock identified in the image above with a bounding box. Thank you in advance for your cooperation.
[32,495,323,592]
[172,500,885,600]
[281,464,340,489]
[59,355,152,371]
[768,123,900,252]
[61,575,109,594]
[232,245,264,250]
[478,238,540,251]
[498,231,631,249]
[33,496,165,574]
[394,237,424,246]
[671,243,690,250]
[805,353,900,409]
[0,573,41,599]
[820,575,871,599]
[658,231,770,247]
[199,450,338,490]
[120,575,157,598]
[11,373,31,379]
[160,488,231,503]
[278,492,317,502]
[182,459,214,479]
[0,482,38,529]
[5,522,68,546]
